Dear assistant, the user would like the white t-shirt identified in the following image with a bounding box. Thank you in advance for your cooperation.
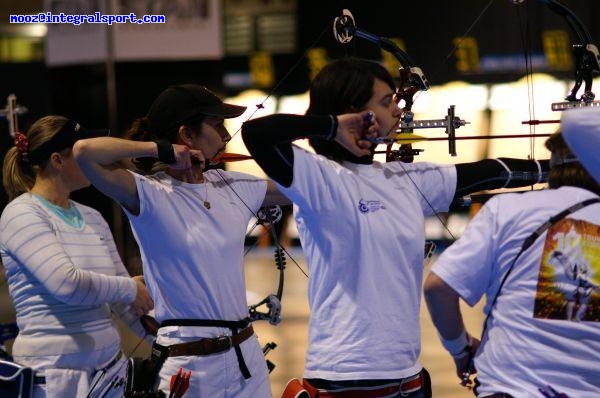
[432,186,600,397]
[124,170,267,326]
[562,107,600,184]
[0,193,137,361]
[278,146,456,380]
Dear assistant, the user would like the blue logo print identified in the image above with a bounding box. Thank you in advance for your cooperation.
[358,199,385,214]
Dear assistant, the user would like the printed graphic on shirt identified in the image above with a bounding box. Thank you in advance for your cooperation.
[357,198,385,214]
[534,218,600,322]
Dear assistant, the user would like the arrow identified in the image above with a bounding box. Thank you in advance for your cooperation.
[371,132,553,146]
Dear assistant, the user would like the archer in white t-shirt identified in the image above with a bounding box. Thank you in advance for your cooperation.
[243,57,551,398]
[425,133,600,397]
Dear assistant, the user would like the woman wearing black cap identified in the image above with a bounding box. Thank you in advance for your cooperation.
[0,115,153,397]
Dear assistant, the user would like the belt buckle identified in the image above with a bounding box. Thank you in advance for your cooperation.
[399,373,422,397]
[215,335,232,352]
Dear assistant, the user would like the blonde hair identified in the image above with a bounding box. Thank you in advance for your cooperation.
[3,115,69,201]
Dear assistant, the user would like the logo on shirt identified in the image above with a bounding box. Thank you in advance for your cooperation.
[533,218,600,323]
[358,198,386,214]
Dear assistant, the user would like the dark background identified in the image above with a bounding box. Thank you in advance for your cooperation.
[1,0,599,238]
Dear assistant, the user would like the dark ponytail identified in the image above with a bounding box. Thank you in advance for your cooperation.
[546,132,600,195]
[124,117,162,174]
[125,115,205,174]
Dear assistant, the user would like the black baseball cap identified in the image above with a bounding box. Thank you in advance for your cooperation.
[146,84,247,135]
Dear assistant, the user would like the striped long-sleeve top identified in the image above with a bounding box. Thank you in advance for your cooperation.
[0,193,142,360]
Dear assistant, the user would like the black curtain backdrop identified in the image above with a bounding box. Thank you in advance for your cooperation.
[1,0,599,216]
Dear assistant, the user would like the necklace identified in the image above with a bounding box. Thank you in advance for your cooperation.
[193,172,210,209]
[196,174,210,209]
[163,171,211,210]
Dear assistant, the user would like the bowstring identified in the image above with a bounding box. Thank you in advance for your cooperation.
[376,1,499,243]
[214,169,308,279]
[228,25,330,142]
[387,0,544,242]
[440,0,498,70]
[515,2,537,161]
[215,23,335,281]
[379,114,458,241]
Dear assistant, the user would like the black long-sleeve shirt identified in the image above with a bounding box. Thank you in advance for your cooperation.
[242,114,549,195]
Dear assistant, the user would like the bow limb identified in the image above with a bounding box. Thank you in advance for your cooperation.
[333,9,433,161]
[511,0,600,155]
[533,0,600,105]
[333,10,472,158]
[429,0,600,160]
[246,205,289,326]
[213,25,329,311]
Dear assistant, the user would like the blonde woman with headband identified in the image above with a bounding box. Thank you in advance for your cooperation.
[0,115,153,397]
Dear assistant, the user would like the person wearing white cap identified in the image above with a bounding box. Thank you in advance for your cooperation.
[424,132,600,397]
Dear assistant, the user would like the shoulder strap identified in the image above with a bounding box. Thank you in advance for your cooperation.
[519,197,600,256]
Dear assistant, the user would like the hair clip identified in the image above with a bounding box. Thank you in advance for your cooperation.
[14,132,30,163]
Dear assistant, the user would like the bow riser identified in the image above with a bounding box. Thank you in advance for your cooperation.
[333,9,470,158]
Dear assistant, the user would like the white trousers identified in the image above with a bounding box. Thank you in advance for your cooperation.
[157,335,272,398]
[15,346,126,398]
